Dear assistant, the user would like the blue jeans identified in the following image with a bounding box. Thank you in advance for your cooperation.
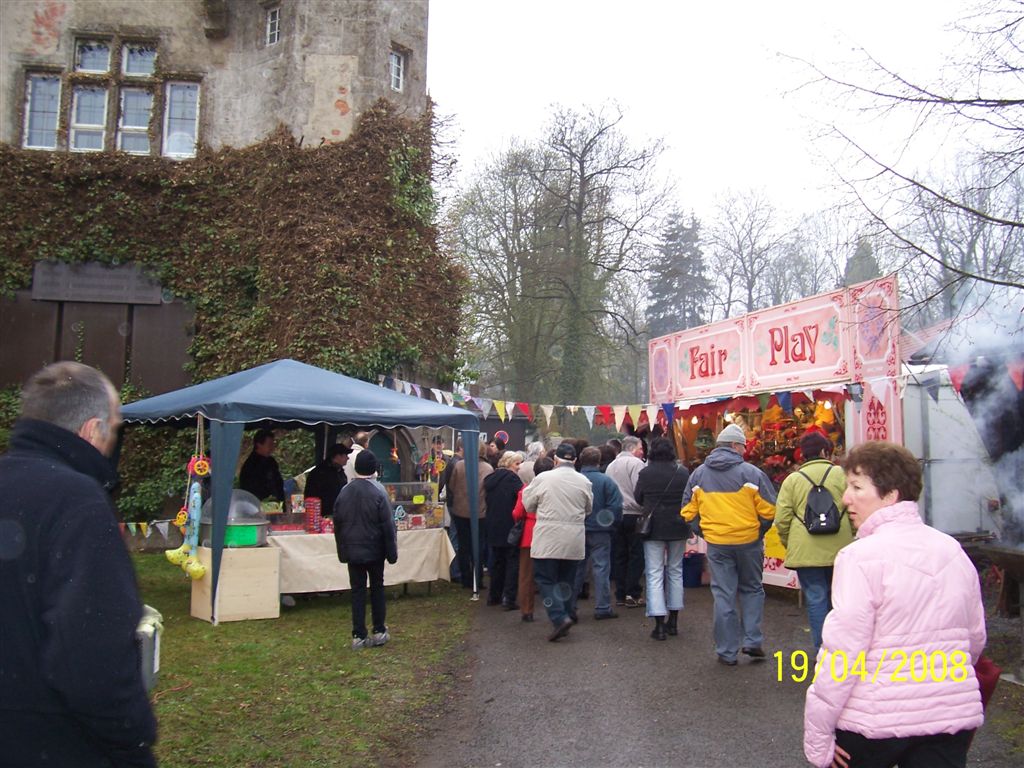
[643,539,685,617]
[796,566,834,652]
[574,532,613,615]
[533,557,580,627]
[706,540,765,661]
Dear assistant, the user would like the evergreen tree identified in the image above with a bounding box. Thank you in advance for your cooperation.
[647,212,711,338]
[843,237,881,286]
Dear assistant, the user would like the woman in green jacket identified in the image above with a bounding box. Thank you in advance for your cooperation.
[773,432,854,652]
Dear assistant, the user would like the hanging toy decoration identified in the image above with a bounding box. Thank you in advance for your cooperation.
[165,424,209,580]
[188,454,211,477]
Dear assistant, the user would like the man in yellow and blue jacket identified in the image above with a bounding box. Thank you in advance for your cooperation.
[681,423,776,666]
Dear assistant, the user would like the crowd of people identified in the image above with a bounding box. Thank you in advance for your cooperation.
[0,359,991,767]
[440,425,991,767]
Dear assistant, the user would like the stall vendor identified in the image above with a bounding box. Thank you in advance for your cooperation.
[240,429,285,501]
[304,443,353,511]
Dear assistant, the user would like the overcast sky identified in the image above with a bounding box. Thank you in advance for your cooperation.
[426,0,973,221]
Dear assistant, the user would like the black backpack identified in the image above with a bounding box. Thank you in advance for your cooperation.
[797,465,842,535]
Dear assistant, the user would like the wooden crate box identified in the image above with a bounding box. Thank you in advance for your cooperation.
[190,545,280,623]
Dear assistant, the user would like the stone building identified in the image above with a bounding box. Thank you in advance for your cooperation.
[0,0,430,393]
[0,0,429,156]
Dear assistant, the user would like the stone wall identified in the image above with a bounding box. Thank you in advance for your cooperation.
[0,0,428,150]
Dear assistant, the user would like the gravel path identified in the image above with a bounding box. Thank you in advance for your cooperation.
[407,585,1017,768]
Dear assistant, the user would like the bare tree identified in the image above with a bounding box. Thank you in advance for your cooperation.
[450,104,668,403]
[708,189,788,318]
[795,0,1024,302]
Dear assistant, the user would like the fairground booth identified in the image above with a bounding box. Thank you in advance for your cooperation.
[122,359,481,623]
[648,275,902,589]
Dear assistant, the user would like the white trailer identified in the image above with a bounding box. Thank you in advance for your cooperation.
[901,365,1002,536]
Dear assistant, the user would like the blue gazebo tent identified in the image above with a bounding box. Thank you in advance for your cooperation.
[121,359,481,623]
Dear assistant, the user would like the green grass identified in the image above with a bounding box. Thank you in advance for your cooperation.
[135,553,472,767]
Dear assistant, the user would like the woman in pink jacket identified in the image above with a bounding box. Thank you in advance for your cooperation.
[803,441,986,768]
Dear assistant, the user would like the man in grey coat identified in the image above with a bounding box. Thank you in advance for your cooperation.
[522,443,593,641]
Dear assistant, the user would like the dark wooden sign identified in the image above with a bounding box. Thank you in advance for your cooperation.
[31,261,163,305]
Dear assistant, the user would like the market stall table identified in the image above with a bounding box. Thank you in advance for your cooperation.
[268,528,455,594]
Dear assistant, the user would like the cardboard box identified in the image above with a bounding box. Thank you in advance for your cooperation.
[190,545,280,623]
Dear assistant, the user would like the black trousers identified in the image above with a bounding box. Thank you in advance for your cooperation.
[612,515,644,600]
[835,728,973,768]
[488,544,520,605]
[347,560,386,638]
[452,516,486,589]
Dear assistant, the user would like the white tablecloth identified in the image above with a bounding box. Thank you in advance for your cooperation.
[267,528,455,594]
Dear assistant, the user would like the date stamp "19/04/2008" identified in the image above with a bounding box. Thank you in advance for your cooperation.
[775,649,971,684]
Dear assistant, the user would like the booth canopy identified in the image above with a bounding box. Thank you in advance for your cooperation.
[121,358,480,430]
[121,359,481,623]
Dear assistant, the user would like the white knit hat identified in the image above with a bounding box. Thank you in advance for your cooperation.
[716,423,747,445]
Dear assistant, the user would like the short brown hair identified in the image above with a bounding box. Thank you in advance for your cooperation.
[579,446,601,467]
[842,441,922,502]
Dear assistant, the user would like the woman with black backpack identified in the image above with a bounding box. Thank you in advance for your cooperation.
[773,431,853,652]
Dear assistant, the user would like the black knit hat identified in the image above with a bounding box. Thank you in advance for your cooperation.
[554,443,577,461]
[354,450,379,476]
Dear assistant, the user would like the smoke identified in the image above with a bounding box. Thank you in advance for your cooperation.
[945,286,1024,544]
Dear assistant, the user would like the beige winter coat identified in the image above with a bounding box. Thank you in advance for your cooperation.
[448,459,493,519]
[522,464,592,560]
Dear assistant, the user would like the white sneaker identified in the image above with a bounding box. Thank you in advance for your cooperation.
[351,636,369,650]
[368,629,390,647]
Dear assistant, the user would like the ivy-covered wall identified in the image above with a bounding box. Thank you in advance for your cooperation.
[0,100,467,519]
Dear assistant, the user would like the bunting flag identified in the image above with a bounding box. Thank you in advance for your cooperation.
[646,405,659,428]
[541,404,555,427]
[452,392,465,406]
[478,398,492,417]
[442,392,454,406]
[127,522,137,536]
[140,522,150,538]
[1008,361,1024,392]
[661,402,675,425]
[582,405,596,428]
[947,365,969,394]
[757,393,771,411]
[383,376,395,391]
[118,522,126,535]
[627,404,642,429]
[516,402,533,421]
[567,405,579,415]
[412,383,422,398]
[921,372,941,403]
[155,521,170,539]
[777,392,793,413]
[494,400,507,421]
[613,405,628,431]
[597,404,613,426]
[431,388,444,403]
[378,375,386,386]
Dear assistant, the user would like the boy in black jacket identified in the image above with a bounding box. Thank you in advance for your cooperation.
[333,450,398,648]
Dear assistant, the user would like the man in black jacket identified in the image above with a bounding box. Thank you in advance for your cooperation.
[0,361,157,767]
[304,442,352,513]
[333,450,398,649]
[239,428,284,501]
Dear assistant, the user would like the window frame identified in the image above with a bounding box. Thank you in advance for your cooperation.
[22,73,62,150]
[266,7,281,46]
[74,39,111,73]
[122,43,158,77]
[162,81,201,159]
[69,85,109,153]
[117,87,153,155]
[389,47,406,93]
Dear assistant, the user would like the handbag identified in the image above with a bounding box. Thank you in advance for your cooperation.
[507,518,525,546]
